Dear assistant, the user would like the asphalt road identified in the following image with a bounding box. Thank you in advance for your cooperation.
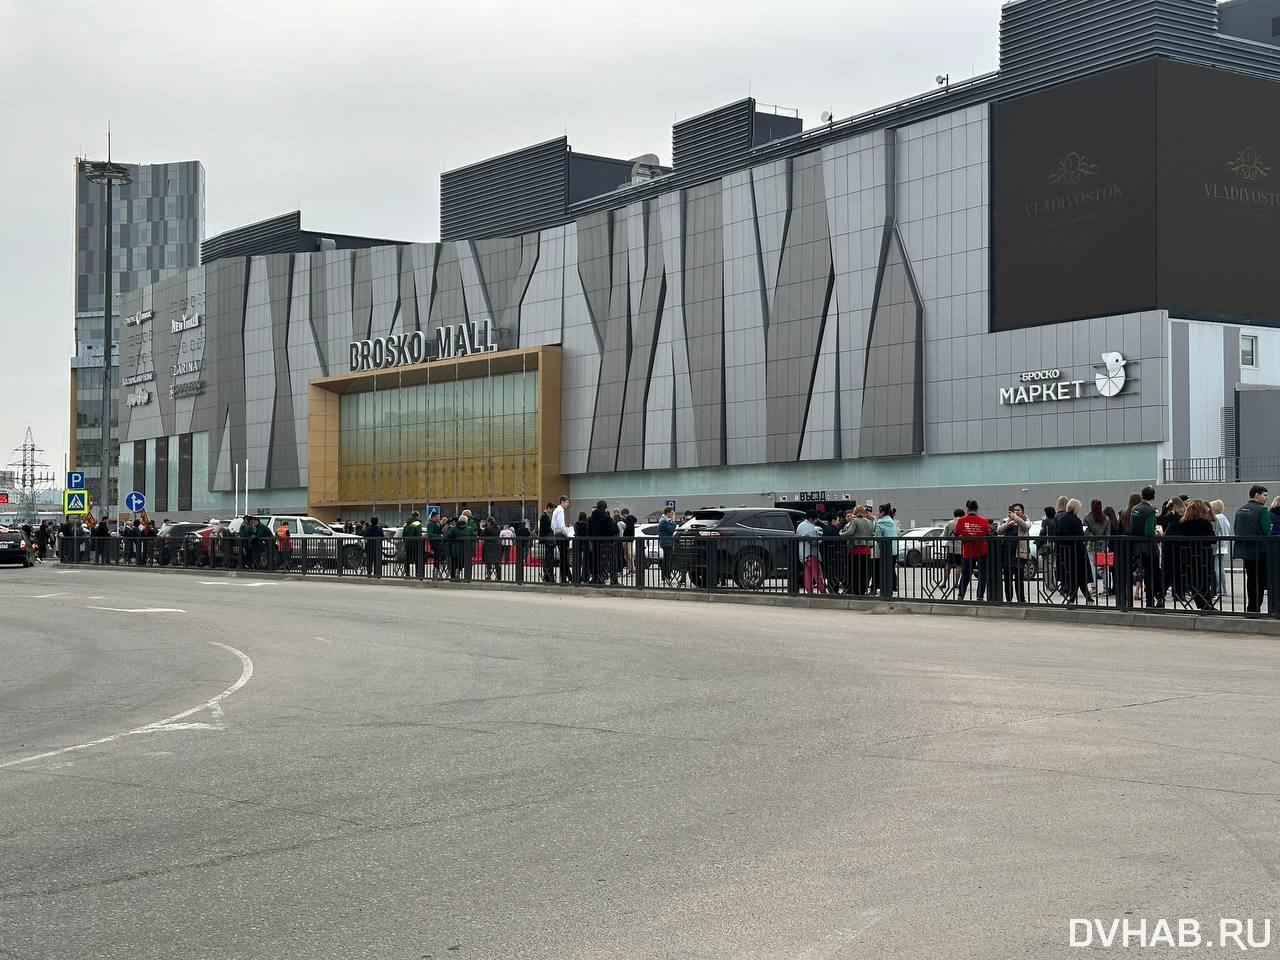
[2,564,1279,959]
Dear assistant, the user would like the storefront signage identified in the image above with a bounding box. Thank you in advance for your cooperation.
[124,309,153,327]
[172,359,201,377]
[125,386,151,408]
[171,311,202,333]
[123,371,154,386]
[999,352,1129,405]
[170,380,205,400]
[348,319,500,373]
[798,491,828,501]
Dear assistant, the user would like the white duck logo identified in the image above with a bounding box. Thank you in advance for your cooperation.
[1094,352,1127,398]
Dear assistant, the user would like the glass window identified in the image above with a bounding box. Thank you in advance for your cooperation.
[301,519,330,536]
[1241,334,1258,368]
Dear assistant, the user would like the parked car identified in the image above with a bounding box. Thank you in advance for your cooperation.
[899,526,948,566]
[670,508,804,589]
[227,515,364,570]
[634,522,662,562]
[156,521,213,566]
[0,527,34,567]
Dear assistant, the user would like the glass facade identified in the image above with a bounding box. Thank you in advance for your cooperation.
[338,371,538,508]
[73,158,204,503]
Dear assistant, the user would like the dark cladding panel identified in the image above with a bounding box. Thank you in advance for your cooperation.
[992,60,1159,331]
[673,99,755,174]
[154,436,169,512]
[441,138,569,242]
[178,433,192,512]
[1157,59,1280,324]
[202,211,301,264]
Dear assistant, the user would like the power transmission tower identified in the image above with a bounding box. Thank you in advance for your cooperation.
[7,428,56,520]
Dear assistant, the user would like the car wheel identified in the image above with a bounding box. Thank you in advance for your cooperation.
[1021,558,1038,581]
[734,551,767,590]
[342,545,364,570]
[904,549,923,567]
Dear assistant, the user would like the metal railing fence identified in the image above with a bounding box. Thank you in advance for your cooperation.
[51,532,1280,619]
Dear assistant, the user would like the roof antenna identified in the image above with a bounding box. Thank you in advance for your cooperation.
[107,121,111,161]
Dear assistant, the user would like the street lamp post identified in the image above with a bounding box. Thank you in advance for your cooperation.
[82,158,132,520]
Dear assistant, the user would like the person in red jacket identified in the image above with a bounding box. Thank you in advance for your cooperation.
[953,499,991,601]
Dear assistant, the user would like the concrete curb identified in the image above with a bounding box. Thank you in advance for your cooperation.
[54,561,1280,638]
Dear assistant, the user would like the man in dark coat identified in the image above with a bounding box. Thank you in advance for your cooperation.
[587,500,619,585]
[426,513,445,579]
[363,516,384,578]
[402,511,424,579]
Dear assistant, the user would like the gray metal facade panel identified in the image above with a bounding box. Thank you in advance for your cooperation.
[558,225,601,476]
[202,259,248,490]
[683,181,726,468]
[352,248,373,342]
[575,211,612,353]
[1170,320,1191,459]
[428,243,466,336]
[618,201,665,473]
[518,227,563,349]
[243,257,275,491]
[721,169,768,466]
[286,255,316,485]
[586,213,634,472]
[267,254,299,488]
[765,153,833,463]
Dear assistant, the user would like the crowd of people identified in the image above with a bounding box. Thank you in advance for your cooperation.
[23,483,1280,615]
[786,484,1276,614]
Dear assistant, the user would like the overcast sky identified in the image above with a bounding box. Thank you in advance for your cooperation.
[0,0,1000,475]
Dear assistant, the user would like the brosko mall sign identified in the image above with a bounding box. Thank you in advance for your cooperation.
[999,352,1129,405]
[349,319,499,373]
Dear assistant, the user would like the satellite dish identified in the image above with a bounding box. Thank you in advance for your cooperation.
[820,110,833,123]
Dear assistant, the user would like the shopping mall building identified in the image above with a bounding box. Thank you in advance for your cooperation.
[114,0,1280,528]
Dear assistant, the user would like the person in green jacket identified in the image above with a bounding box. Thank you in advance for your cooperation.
[442,518,461,581]
[254,517,274,570]
[426,513,445,579]
[402,510,424,580]
[238,515,256,569]
[458,510,479,582]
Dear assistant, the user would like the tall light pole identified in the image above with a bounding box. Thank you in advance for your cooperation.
[83,153,132,520]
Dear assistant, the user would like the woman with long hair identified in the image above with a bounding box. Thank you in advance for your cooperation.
[1119,492,1143,601]
[1083,498,1111,594]
[1055,499,1095,605]
[1179,499,1218,611]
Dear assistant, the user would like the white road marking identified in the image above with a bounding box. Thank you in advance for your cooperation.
[0,641,254,770]
[86,607,186,613]
[198,581,275,587]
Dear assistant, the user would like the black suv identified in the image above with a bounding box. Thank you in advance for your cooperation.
[670,508,805,589]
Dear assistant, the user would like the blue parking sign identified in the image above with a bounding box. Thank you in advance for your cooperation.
[67,471,85,490]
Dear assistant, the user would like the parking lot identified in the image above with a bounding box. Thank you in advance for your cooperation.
[4,565,1280,958]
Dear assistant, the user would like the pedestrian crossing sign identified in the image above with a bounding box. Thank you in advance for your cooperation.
[64,489,89,515]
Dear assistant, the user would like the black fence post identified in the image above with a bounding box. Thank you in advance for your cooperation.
[787,539,799,596]
[987,536,1003,604]
[1268,538,1280,619]
[1115,537,1132,612]
[878,541,894,600]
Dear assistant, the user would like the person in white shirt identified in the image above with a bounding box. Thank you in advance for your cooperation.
[550,495,571,582]
[1211,498,1232,598]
